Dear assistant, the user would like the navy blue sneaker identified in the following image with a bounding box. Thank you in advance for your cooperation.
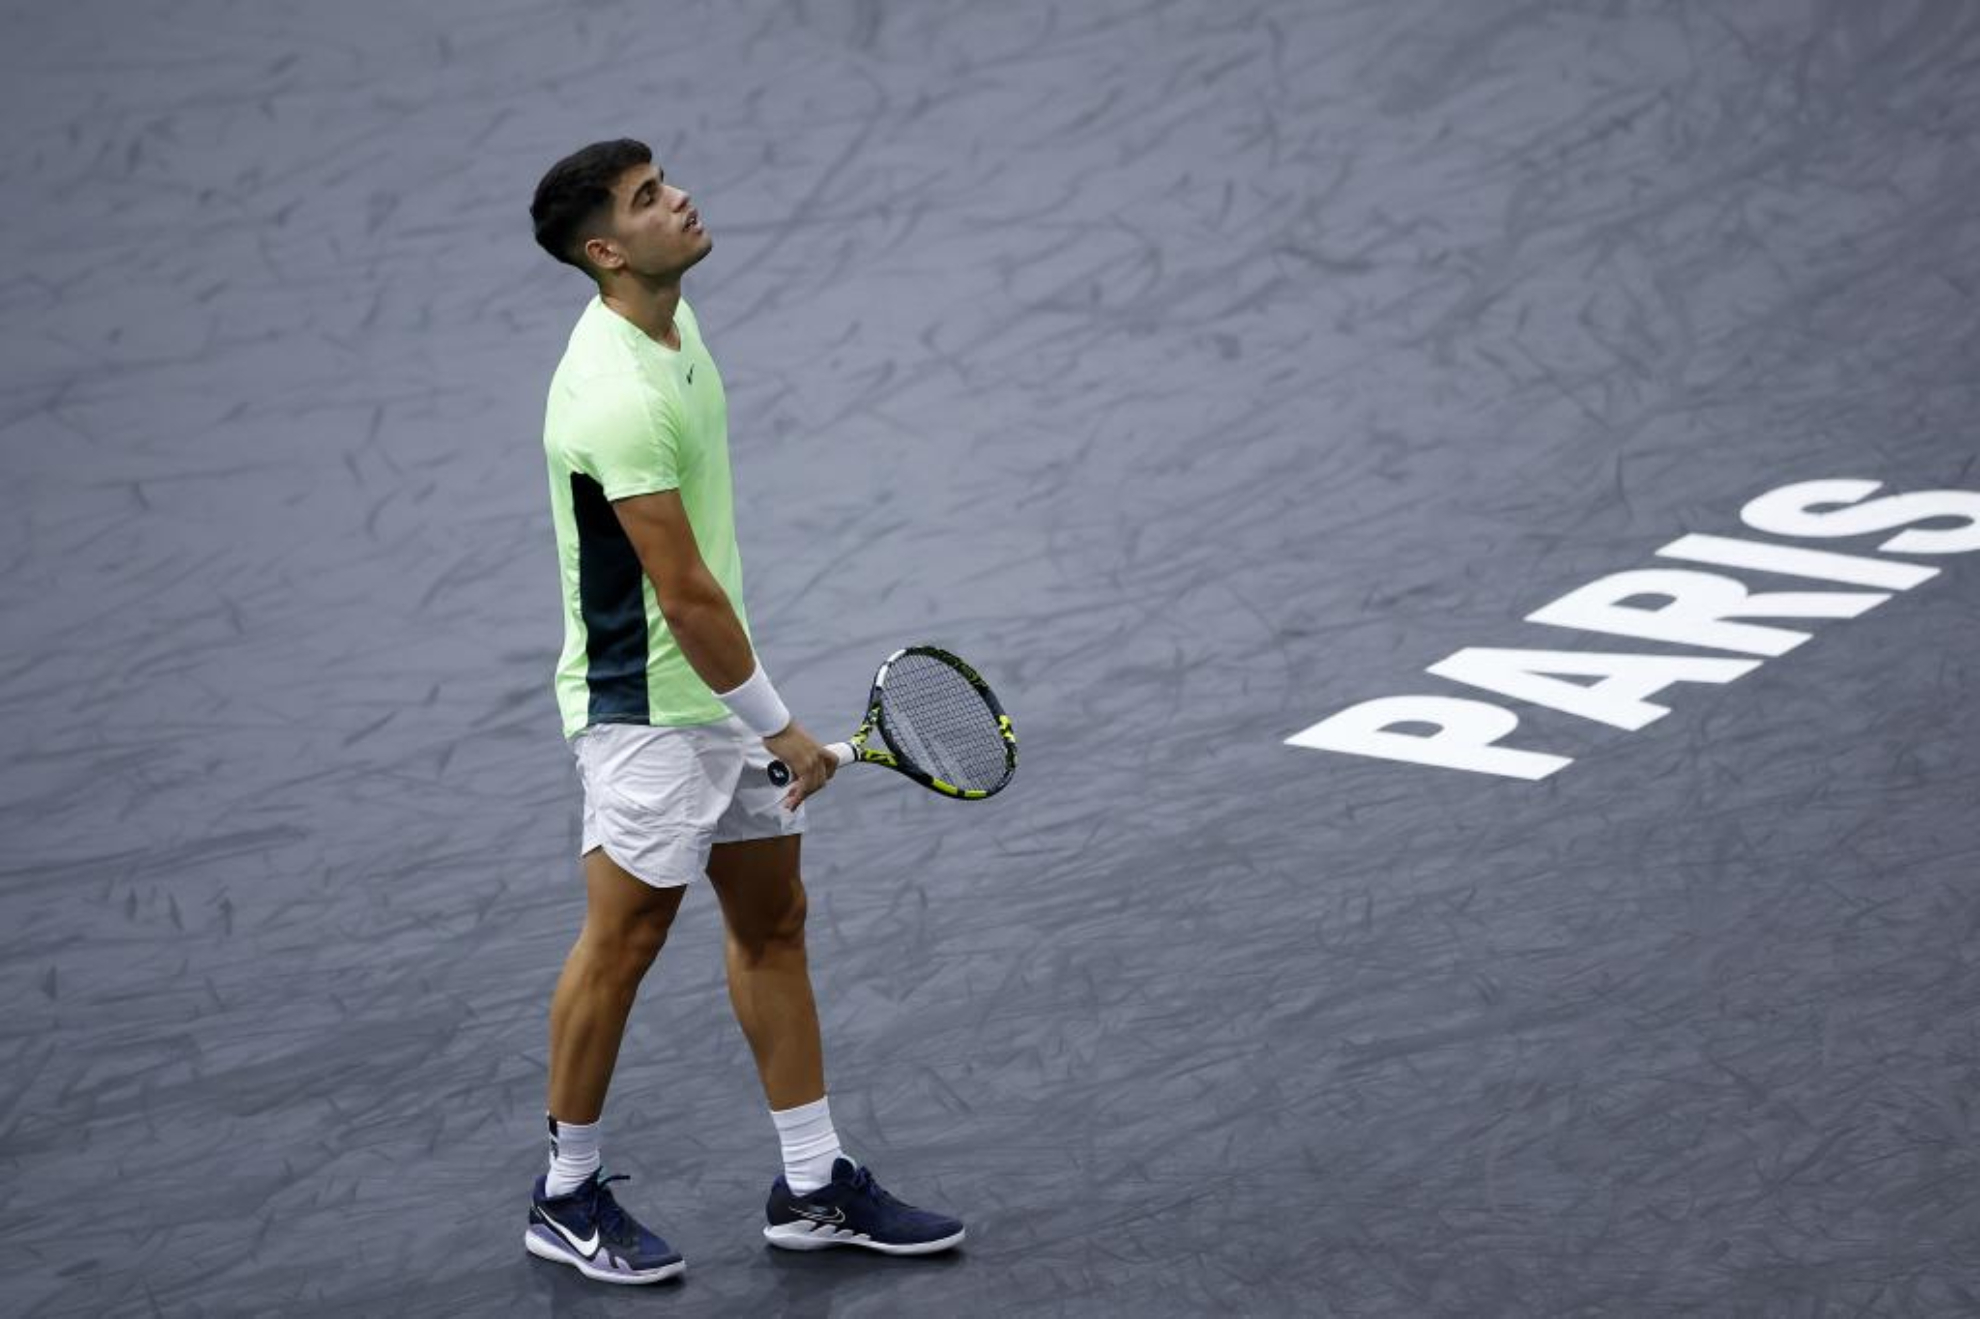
[525,1170,685,1284]
[764,1157,965,1255]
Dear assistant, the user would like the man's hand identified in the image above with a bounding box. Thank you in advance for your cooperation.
[764,720,837,809]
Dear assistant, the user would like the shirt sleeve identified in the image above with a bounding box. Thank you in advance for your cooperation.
[567,377,681,501]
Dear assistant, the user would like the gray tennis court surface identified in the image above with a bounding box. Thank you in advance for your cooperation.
[5,1,1979,1314]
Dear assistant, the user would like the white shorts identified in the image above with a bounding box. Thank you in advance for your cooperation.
[571,715,806,889]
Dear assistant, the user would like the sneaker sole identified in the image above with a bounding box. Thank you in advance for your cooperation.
[524,1225,686,1284]
[763,1221,966,1255]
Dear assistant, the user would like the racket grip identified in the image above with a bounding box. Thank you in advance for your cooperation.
[766,742,857,787]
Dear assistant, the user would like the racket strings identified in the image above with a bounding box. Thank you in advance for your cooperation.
[877,653,1010,793]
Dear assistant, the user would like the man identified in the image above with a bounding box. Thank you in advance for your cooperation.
[523,138,963,1285]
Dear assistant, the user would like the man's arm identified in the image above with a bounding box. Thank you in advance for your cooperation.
[611,489,837,805]
[612,489,758,698]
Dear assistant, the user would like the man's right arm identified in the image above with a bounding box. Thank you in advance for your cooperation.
[610,490,838,806]
[611,489,758,696]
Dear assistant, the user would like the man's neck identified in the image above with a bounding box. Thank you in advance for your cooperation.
[599,275,683,348]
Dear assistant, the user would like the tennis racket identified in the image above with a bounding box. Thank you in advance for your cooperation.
[767,645,1017,800]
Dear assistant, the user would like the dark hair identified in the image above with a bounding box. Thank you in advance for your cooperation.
[530,138,653,276]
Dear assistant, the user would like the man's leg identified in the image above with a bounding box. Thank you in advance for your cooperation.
[709,834,968,1254]
[708,835,846,1196]
[548,847,686,1124]
[528,847,689,1284]
[706,834,823,1110]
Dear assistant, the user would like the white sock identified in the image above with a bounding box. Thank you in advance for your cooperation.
[771,1095,845,1194]
[545,1114,602,1197]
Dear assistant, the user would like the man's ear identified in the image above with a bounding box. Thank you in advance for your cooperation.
[583,234,620,273]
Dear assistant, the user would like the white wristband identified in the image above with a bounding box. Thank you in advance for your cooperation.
[714,660,792,738]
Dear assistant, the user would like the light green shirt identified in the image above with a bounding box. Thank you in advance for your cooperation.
[542,294,750,737]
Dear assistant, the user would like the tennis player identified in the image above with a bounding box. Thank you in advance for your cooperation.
[523,138,964,1284]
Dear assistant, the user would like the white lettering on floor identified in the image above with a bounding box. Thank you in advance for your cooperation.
[1286,478,1977,780]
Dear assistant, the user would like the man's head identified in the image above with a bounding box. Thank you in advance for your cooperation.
[530,138,710,285]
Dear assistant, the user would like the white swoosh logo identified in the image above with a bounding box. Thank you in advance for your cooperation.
[792,1203,845,1225]
[539,1208,600,1258]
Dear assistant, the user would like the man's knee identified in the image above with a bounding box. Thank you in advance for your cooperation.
[584,903,677,982]
[730,883,807,965]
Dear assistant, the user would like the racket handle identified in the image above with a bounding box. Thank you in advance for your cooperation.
[766,742,857,787]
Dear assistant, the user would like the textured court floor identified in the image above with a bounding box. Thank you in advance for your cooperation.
[4,1,1980,1314]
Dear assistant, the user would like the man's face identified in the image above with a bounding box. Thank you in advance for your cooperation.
[587,163,710,279]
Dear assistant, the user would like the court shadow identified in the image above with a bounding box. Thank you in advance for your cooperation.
[757,1244,969,1313]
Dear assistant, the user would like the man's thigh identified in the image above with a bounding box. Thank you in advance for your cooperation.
[584,844,687,938]
[706,835,805,943]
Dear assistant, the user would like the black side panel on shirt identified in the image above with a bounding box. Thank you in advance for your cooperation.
[570,473,650,725]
